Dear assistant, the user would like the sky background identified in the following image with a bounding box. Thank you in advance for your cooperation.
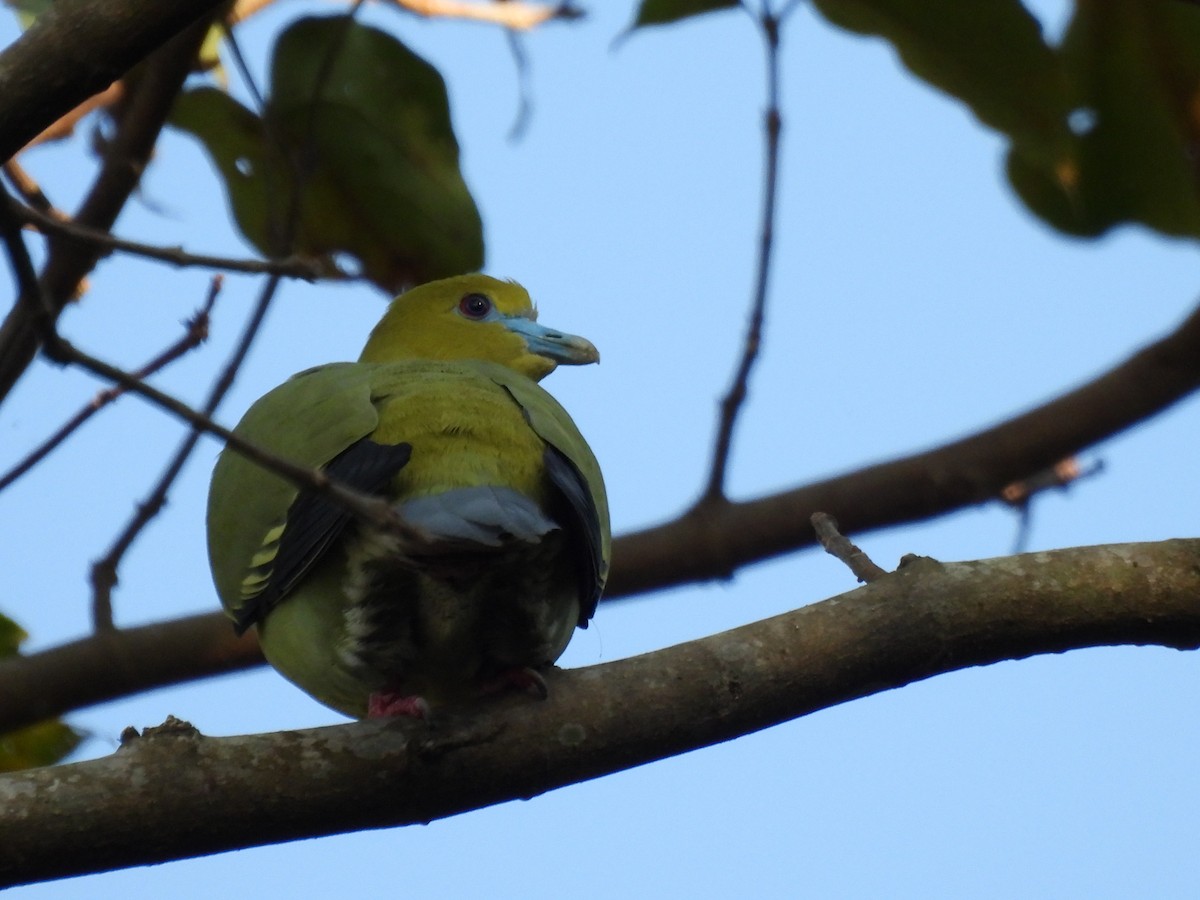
[2,0,1199,896]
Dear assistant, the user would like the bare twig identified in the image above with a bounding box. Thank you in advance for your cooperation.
[12,201,331,279]
[387,0,583,30]
[2,160,61,216]
[220,19,268,114]
[228,0,582,29]
[0,285,219,497]
[42,330,427,546]
[1000,457,1105,553]
[0,180,43,308]
[999,457,1104,507]
[221,2,362,255]
[88,277,225,630]
[505,28,534,141]
[702,6,786,502]
[811,512,888,582]
[21,82,126,151]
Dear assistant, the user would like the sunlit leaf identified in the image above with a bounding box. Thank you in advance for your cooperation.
[197,22,227,86]
[0,611,26,657]
[0,612,82,771]
[4,0,52,29]
[172,16,484,292]
[0,720,82,774]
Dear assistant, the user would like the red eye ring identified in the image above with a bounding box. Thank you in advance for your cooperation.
[459,293,492,319]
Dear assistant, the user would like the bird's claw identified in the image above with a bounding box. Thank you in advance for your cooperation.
[480,666,549,700]
[367,690,431,719]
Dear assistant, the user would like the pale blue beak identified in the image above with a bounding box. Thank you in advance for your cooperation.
[503,316,600,365]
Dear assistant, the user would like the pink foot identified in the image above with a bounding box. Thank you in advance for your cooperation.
[367,690,430,719]
[480,666,549,700]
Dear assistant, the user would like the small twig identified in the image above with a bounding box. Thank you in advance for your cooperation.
[505,28,534,141]
[221,20,268,114]
[701,6,786,502]
[811,512,888,583]
[88,277,225,630]
[387,0,582,30]
[221,3,359,256]
[1000,456,1105,553]
[228,0,582,29]
[0,179,44,307]
[0,284,219,497]
[12,200,332,279]
[21,81,126,151]
[39,328,430,550]
[777,0,805,19]
[999,456,1104,506]
[2,160,61,216]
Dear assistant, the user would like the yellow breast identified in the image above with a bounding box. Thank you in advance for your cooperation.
[368,363,549,504]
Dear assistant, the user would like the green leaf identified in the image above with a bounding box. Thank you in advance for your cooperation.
[0,612,82,771]
[811,0,1069,162]
[631,0,739,29]
[1008,0,1200,238]
[812,0,1200,240]
[172,16,484,292]
[5,0,52,29]
[0,611,26,656]
[0,720,82,774]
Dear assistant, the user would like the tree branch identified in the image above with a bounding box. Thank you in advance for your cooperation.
[1,539,1197,886]
[0,11,218,404]
[89,277,227,631]
[0,613,260,731]
[0,0,225,164]
[12,200,330,279]
[617,300,1200,596]
[703,6,785,501]
[0,283,218,496]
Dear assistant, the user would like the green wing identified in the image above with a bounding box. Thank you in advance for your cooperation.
[488,364,611,623]
[207,362,407,629]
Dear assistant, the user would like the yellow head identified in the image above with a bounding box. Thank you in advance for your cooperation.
[359,274,599,382]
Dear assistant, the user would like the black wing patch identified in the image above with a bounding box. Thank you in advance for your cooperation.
[543,446,605,627]
[233,439,412,634]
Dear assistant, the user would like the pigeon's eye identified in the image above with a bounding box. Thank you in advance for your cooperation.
[459,293,492,319]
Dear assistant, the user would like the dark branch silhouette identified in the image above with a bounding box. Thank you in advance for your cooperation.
[704,5,787,501]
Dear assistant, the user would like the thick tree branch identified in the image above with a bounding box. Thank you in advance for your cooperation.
[3,302,1200,732]
[0,0,224,163]
[1,539,1197,886]
[611,300,1200,595]
[0,613,259,729]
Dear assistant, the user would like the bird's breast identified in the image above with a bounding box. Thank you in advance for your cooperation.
[370,369,548,504]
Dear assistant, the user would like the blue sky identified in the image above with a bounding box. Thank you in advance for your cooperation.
[2,1,1198,896]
